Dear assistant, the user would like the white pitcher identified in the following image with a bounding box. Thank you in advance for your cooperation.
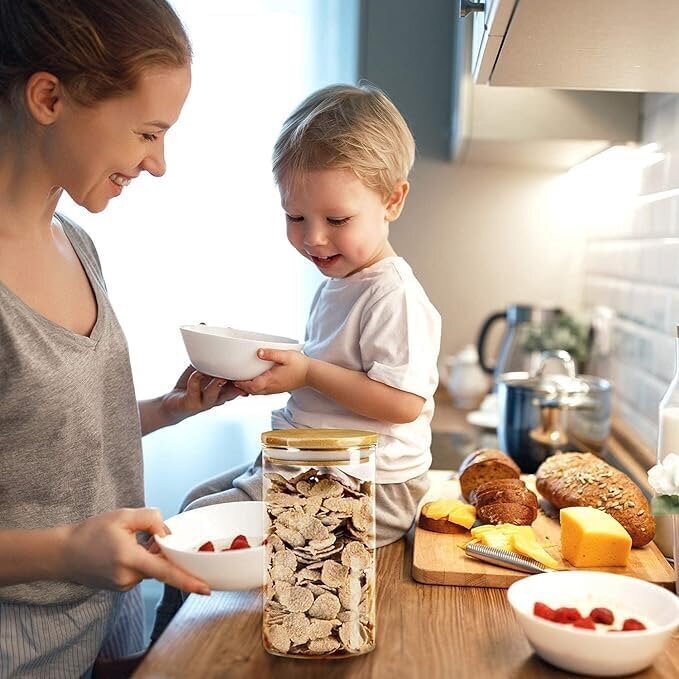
[444,345,490,410]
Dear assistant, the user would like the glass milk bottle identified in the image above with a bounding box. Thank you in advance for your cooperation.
[656,325,679,587]
[261,428,377,659]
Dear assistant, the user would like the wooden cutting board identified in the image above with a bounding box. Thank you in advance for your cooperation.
[411,471,675,589]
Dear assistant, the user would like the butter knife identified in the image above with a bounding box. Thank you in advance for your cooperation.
[465,542,555,574]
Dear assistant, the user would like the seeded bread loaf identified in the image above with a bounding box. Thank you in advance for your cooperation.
[535,452,655,548]
[458,449,521,502]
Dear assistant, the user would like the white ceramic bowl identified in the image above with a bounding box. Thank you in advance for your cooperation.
[180,325,303,381]
[155,502,266,591]
[507,571,679,676]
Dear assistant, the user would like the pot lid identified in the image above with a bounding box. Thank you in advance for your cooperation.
[499,371,591,397]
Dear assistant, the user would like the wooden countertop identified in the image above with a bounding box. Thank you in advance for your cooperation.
[134,395,678,678]
[134,532,679,679]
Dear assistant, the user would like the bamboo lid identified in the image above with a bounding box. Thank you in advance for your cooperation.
[261,428,378,449]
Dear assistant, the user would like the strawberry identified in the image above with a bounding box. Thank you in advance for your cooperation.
[533,601,557,621]
[553,607,582,624]
[573,617,596,630]
[198,540,215,552]
[621,618,646,631]
[589,607,614,625]
[228,534,250,550]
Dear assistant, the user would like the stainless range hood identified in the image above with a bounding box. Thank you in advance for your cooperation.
[471,0,679,92]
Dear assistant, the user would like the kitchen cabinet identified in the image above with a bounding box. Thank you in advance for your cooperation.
[358,0,641,170]
[358,0,460,161]
[470,0,679,91]
[458,83,640,170]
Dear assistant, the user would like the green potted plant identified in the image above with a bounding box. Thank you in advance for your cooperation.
[522,312,591,373]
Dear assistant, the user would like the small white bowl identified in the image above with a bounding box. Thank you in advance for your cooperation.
[155,502,266,591]
[507,571,679,676]
[180,325,303,381]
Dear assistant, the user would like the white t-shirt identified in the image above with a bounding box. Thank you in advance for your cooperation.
[272,256,441,484]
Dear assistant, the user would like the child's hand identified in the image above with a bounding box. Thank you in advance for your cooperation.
[163,366,247,423]
[234,349,309,395]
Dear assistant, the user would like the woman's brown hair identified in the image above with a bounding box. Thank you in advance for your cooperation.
[0,0,192,118]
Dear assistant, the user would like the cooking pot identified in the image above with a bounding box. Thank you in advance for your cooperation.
[497,350,612,473]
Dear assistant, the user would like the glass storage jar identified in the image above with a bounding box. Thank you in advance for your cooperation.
[262,428,377,659]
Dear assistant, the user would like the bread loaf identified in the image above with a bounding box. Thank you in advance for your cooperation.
[469,478,538,525]
[417,512,469,534]
[458,449,520,501]
[473,480,539,513]
[470,478,527,500]
[535,452,655,548]
[477,502,537,526]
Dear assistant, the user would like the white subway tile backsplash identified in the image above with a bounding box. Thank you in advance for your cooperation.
[641,157,668,195]
[668,291,679,331]
[660,240,679,286]
[664,149,679,192]
[583,94,679,446]
[650,197,674,237]
[670,197,679,236]
[653,332,676,383]
[633,203,651,237]
[615,400,657,450]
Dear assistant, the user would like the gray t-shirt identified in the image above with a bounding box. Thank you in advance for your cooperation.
[0,214,144,605]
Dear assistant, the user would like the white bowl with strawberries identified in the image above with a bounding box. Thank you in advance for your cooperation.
[507,570,679,676]
[155,501,267,591]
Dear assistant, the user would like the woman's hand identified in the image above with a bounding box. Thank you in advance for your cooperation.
[61,508,210,594]
[234,349,309,395]
[163,366,246,422]
[139,366,247,435]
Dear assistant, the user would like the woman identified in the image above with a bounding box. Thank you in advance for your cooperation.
[0,1,239,675]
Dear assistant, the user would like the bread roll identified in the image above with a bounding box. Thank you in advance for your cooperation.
[535,452,655,548]
[458,449,520,501]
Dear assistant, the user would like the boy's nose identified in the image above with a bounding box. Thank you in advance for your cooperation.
[303,221,328,246]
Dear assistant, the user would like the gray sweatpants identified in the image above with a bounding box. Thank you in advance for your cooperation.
[152,456,429,641]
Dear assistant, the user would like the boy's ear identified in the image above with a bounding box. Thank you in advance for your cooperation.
[384,180,410,221]
[24,72,63,126]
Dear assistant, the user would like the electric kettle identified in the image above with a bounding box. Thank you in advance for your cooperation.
[476,304,562,383]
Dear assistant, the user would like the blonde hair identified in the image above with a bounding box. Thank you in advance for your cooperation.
[273,83,415,201]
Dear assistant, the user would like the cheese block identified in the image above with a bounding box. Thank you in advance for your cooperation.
[560,506,632,568]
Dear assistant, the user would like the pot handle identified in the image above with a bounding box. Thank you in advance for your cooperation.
[534,349,576,378]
